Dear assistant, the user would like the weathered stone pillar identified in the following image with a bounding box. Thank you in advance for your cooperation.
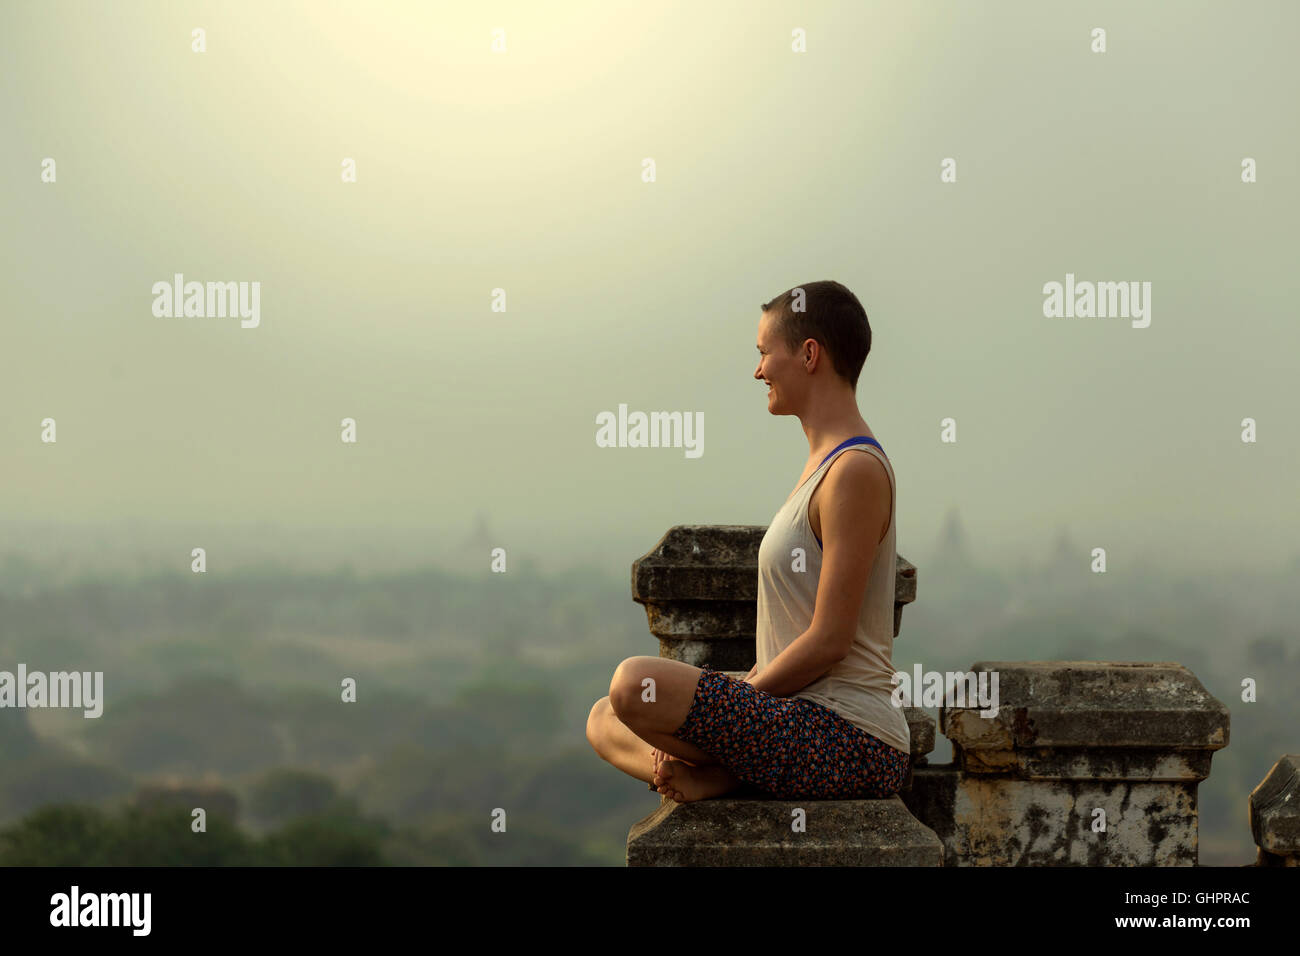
[900,661,1230,866]
[626,524,942,866]
[631,524,917,668]
[1249,754,1300,866]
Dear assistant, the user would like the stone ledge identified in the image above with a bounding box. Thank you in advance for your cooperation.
[942,661,1229,780]
[627,795,943,866]
[1249,754,1300,860]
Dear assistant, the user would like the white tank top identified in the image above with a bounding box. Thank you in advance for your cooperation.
[755,436,910,755]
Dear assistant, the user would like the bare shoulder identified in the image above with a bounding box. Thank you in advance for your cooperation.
[827,446,890,489]
[810,448,893,544]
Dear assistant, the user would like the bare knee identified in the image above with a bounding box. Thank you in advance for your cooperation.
[608,656,654,720]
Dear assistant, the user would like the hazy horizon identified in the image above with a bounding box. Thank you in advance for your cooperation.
[4,2,1297,576]
[5,1,1297,582]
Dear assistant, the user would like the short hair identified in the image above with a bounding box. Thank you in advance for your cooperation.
[761,280,871,390]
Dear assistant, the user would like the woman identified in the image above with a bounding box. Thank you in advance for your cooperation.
[586,280,910,803]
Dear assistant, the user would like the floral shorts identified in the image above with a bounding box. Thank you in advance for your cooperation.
[671,667,910,799]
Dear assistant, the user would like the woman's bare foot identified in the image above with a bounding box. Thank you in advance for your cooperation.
[653,757,742,803]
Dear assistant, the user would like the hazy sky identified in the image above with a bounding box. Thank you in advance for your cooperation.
[3,0,1297,575]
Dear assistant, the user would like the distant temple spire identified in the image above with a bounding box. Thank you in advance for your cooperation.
[934,506,971,567]
[461,510,493,553]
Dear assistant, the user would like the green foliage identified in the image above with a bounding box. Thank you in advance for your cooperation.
[1,553,1291,867]
[258,809,390,866]
[83,676,282,775]
[507,747,649,826]
[133,782,239,823]
[0,803,391,866]
[247,768,343,828]
[0,805,256,866]
[354,744,515,820]
[0,753,134,822]
[452,678,564,740]
[383,812,613,867]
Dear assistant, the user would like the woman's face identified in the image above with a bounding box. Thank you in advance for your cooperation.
[754,311,801,414]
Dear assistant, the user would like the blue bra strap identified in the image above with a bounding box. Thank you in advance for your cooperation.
[818,435,883,470]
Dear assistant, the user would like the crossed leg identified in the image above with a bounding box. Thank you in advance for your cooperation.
[585,656,745,802]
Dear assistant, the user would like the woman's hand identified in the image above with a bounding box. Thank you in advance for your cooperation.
[741,664,758,684]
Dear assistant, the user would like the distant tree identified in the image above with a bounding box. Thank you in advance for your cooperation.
[248,769,343,827]
[0,754,134,823]
[0,805,114,865]
[1246,635,1289,670]
[381,824,481,866]
[0,804,254,866]
[258,808,390,866]
[132,781,239,823]
[409,811,611,867]
[108,806,256,865]
[0,802,390,865]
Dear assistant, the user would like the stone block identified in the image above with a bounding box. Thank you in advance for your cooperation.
[900,662,1230,866]
[627,794,942,866]
[901,765,1199,866]
[941,661,1229,780]
[1249,754,1300,866]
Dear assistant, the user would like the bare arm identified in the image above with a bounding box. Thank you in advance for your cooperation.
[749,451,890,698]
[748,627,844,697]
